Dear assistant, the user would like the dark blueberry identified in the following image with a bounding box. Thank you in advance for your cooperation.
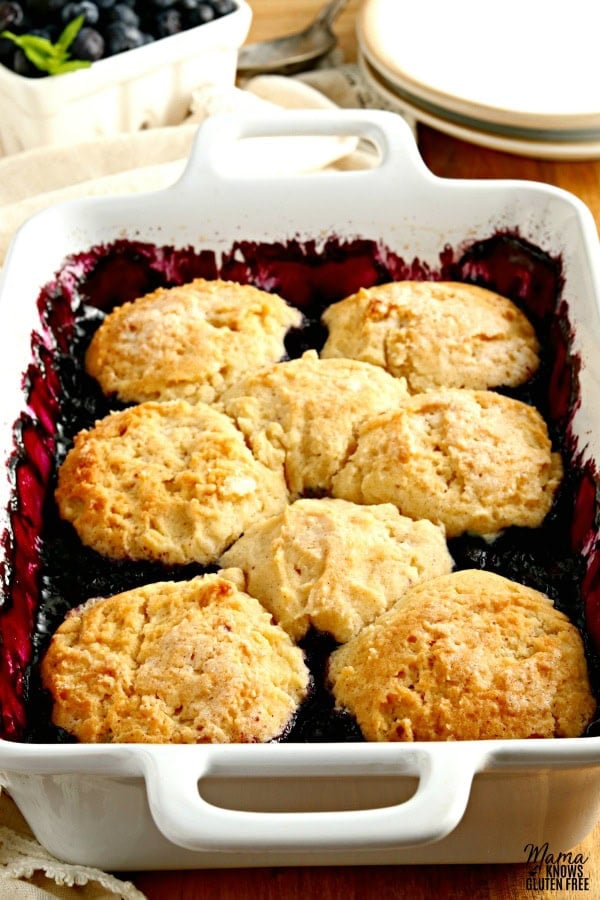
[94,0,114,7]
[13,45,46,75]
[104,19,144,54]
[107,2,138,25]
[24,0,68,16]
[29,23,60,39]
[151,0,177,7]
[209,0,235,15]
[0,35,14,66]
[70,23,103,59]
[0,1,24,30]
[60,0,99,25]
[181,0,214,26]
[155,7,181,36]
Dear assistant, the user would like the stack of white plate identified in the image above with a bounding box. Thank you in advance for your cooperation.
[356,0,600,159]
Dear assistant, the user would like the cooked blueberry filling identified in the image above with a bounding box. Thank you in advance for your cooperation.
[1,232,598,742]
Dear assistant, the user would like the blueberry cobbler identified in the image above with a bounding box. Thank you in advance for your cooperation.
[1,232,599,744]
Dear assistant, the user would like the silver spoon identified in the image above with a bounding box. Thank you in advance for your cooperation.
[237,0,351,78]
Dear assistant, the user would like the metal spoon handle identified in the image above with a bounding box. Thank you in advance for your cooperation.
[315,0,351,30]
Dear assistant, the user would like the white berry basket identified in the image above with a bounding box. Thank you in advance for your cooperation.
[0,0,252,155]
[0,110,600,870]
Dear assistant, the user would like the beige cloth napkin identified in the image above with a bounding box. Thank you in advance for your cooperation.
[0,791,145,899]
[0,65,410,895]
[0,65,406,268]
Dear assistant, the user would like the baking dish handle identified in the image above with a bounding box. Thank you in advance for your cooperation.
[142,743,484,853]
[180,108,427,182]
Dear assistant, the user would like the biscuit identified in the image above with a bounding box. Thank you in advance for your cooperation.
[331,388,563,538]
[321,280,540,392]
[220,497,453,643]
[328,569,596,741]
[219,351,409,498]
[85,278,303,404]
[55,399,288,565]
[41,572,310,743]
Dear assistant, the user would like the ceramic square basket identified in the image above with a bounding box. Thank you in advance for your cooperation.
[0,0,252,155]
[0,109,600,870]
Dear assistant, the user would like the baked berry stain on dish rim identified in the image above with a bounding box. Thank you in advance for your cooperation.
[1,230,599,744]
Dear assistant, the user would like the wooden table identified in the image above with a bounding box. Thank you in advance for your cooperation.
[128,2,600,896]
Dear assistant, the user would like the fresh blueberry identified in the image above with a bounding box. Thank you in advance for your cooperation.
[24,0,68,16]
[60,1,99,25]
[29,23,59,39]
[3,0,236,77]
[155,7,181,36]
[0,35,14,65]
[209,0,235,15]
[70,23,104,59]
[181,1,214,27]
[13,45,46,75]
[107,2,138,26]
[0,1,25,30]
[104,19,144,54]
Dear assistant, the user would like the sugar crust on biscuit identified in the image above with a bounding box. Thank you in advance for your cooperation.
[220,350,409,498]
[332,388,563,538]
[220,497,453,643]
[85,278,303,404]
[41,573,310,743]
[55,399,288,565]
[328,569,596,741]
[321,280,540,392]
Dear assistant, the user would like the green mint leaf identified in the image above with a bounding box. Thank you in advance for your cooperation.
[1,16,89,76]
[22,45,56,69]
[10,34,56,53]
[1,31,57,69]
[13,34,60,58]
[2,31,49,51]
[0,30,29,50]
[49,58,91,74]
[56,15,85,51]
[0,29,19,43]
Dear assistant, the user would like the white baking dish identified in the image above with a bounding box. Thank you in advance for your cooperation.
[0,109,600,870]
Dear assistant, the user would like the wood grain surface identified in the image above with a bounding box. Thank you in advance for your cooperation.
[128,2,600,896]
